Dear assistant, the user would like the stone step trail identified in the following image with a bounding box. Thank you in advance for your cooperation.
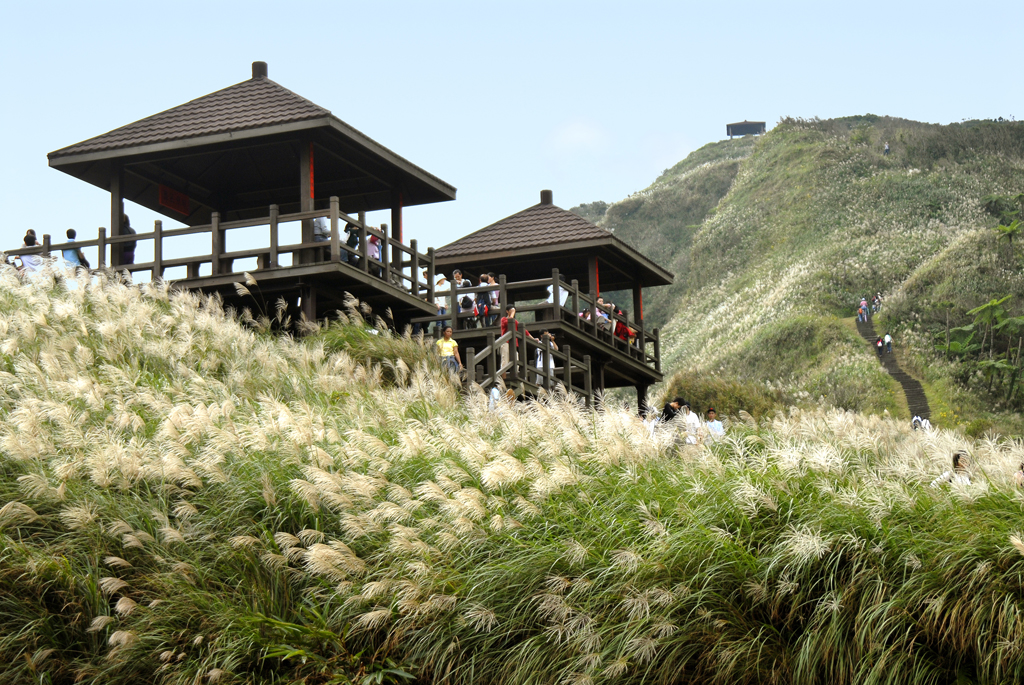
[856,316,931,420]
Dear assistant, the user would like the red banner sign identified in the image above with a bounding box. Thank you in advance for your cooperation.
[159,185,190,215]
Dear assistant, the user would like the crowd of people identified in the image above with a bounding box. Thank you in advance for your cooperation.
[654,396,726,443]
[857,293,883,322]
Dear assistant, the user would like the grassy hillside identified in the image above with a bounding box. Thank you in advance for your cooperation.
[2,271,1024,684]
[598,117,1024,427]
[572,137,755,328]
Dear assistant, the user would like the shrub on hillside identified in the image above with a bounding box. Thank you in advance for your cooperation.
[661,369,784,419]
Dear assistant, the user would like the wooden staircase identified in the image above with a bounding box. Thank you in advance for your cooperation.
[856,317,930,419]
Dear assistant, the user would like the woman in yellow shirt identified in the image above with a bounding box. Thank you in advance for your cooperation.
[436,325,462,373]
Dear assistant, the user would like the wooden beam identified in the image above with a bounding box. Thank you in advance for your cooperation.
[110,163,123,267]
[298,141,313,264]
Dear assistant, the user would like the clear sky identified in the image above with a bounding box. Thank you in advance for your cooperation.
[2,0,1022,262]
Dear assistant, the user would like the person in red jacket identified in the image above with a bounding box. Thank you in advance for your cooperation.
[500,305,535,378]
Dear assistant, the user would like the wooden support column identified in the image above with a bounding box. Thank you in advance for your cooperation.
[637,384,650,416]
[388,221,400,280]
[211,212,222,274]
[653,328,661,373]
[391,189,403,243]
[109,163,124,268]
[97,227,106,269]
[298,141,314,264]
[426,247,435,303]
[633,282,643,322]
[329,196,340,262]
[583,355,592,407]
[269,204,279,267]
[153,220,163,279]
[588,255,599,298]
[301,285,317,323]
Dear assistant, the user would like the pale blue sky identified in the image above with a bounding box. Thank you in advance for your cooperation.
[2,0,1021,264]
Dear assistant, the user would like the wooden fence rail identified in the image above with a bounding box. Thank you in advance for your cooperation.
[3,197,435,304]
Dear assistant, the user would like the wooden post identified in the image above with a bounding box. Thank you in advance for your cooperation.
[388,221,399,280]
[466,347,475,387]
[426,247,435,303]
[498,274,507,316]
[633,283,643,323]
[550,268,560,322]
[587,255,599,298]
[211,212,222,274]
[637,384,650,416]
[329,197,340,262]
[358,222,368,273]
[451,277,460,329]
[269,204,279,268]
[97,227,106,269]
[391,189,403,243]
[41,234,51,258]
[562,344,572,389]
[299,142,313,264]
[653,328,661,373]
[301,285,317,323]
[409,239,418,293]
[109,163,123,268]
[570,279,580,327]
[486,332,496,386]
[153,220,163,279]
[583,355,592,408]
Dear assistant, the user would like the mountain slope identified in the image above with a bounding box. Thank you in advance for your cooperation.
[595,116,1024,424]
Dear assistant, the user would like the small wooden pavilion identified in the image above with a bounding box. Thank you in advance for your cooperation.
[727,121,766,138]
[43,62,454,325]
[423,190,673,409]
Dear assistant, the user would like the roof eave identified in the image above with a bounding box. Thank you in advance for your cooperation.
[325,119,456,200]
[47,117,333,167]
[436,237,674,286]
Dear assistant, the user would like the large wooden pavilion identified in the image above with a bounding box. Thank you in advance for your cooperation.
[426,190,674,409]
[43,62,454,325]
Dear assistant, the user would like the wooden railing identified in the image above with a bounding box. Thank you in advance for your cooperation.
[3,196,436,304]
[412,268,661,374]
[461,328,593,406]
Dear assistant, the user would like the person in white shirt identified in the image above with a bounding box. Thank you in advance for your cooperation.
[452,269,476,329]
[433,273,450,331]
[680,401,701,444]
[705,408,725,437]
[884,332,893,354]
[931,451,971,487]
[20,235,46,274]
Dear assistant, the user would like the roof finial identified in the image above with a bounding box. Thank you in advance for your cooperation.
[540,189,553,205]
[252,61,268,79]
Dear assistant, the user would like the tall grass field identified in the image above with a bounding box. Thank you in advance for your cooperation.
[1,268,1024,684]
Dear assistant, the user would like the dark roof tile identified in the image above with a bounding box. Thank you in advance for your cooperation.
[49,77,329,158]
[435,203,610,258]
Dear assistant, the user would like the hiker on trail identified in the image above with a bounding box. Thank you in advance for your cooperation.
[62,229,89,271]
[873,293,882,313]
[857,306,865,323]
[911,415,932,431]
[661,397,684,422]
[436,325,462,374]
[884,142,890,156]
[875,337,884,357]
[860,298,869,321]
[706,407,725,437]
[931,450,971,487]
[884,332,893,354]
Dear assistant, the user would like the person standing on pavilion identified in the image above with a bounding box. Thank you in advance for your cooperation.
[120,215,137,265]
